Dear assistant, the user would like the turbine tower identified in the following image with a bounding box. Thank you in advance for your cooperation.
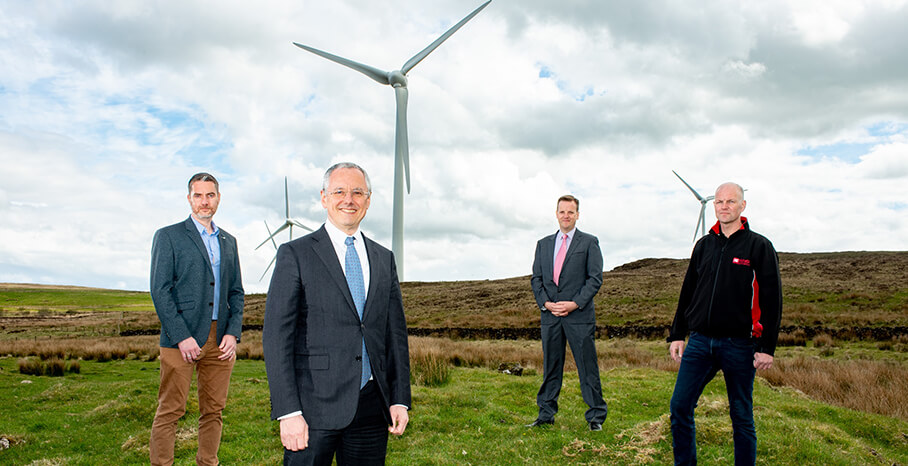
[256,176,314,280]
[672,170,715,242]
[293,0,492,280]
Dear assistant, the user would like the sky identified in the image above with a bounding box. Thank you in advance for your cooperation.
[1,0,907,293]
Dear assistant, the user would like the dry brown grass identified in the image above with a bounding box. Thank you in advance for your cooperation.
[762,356,908,420]
[1,331,264,362]
[407,337,677,373]
[812,333,834,347]
[777,329,807,347]
[408,345,451,387]
[17,357,79,376]
[0,335,160,361]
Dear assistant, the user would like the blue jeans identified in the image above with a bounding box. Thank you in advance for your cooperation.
[670,332,757,466]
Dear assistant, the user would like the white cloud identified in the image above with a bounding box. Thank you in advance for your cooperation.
[1,0,907,293]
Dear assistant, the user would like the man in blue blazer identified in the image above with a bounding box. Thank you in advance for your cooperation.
[264,162,410,465]
[528,194,608,431]
[149,173,244,466]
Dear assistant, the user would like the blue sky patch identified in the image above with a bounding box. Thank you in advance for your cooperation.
[796,142,874,163]
[798,121,907,163]
[881,201,907,211]
[867,121,908,137]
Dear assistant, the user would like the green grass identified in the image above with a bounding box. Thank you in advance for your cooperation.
[2,359,906,465]
[0,288,154,313]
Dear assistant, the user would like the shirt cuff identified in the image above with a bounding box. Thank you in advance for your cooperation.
[278,411,302,420]
[391,404,409,410]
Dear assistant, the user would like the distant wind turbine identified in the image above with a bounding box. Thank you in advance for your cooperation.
[256,176,314,280]
[292,0,492,280]
[672,170,715,242]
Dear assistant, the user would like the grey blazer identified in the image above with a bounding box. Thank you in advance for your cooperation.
[530,229,603,325]
[263,225,411,429]
[150,217,244,348]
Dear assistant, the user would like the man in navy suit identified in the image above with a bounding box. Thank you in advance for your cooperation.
[264,162,411,465]
[149,172,245,465]
[528,194,608,431]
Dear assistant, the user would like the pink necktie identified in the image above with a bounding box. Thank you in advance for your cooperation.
[553,234,568,285]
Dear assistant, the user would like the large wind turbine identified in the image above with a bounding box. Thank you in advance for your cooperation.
[672,170,715,242]
[256,176,314,280]
[293,0,492,280]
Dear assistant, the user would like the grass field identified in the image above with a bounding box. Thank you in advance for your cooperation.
[2,358,906,465]
[0,286,153,313]
[1,251,907,464]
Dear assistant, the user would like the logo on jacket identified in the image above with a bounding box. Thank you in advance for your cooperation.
[732,257,751,266]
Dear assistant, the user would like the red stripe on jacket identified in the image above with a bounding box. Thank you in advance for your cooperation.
[751,271,763,338]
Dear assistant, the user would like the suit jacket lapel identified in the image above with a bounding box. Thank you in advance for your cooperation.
[183,218,214,278]
[542,232,556,282]
[562,230,583,269]
[311,226,359,319]
[217,231,230,289]
[362,234,382,320]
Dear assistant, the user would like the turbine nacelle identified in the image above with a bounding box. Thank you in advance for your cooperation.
[388,70,408,88]
[673,170,714,242]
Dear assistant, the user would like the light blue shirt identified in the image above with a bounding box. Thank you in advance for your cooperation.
[324,221,371,295]
[554,228,576,263]
[191,216,221,321]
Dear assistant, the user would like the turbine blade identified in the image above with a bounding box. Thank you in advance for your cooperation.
[672,170,705,202]
[260,253,278,281]
[290,219,314,233]
[256,223,290,249]
[289,224,293,241]
[284,176,290,219]
[293,42,391,85]
[401,0,492,74]
[266,221,278,250]
[394,86,411,193]
[694,204,705,242]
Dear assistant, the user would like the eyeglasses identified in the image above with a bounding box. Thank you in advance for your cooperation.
[327,188,370,200]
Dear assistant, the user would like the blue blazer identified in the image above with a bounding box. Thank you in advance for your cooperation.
[530,229,603,325]
[150,217,244,348]
[263,225,411,429]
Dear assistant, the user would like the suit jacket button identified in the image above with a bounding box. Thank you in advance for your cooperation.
[209,302,214,306]
[355,356,362,361]
[210,282,215,286]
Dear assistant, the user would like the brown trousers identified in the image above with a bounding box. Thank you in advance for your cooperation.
[150,322,235,466]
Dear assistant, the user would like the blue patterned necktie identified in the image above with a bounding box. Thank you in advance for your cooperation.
[345,236,371,388]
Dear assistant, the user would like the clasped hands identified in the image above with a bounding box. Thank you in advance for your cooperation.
[176,335,237,363]
[544,301,579,317]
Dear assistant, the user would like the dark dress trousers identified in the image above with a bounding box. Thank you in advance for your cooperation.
[150,217,244,348]
[263,226,411,462]
[530,229,607,423]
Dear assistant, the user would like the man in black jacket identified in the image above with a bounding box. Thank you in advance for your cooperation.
[667,182,782,466]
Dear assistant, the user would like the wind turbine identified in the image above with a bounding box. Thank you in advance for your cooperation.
[672,170,715,242]
[256,176,314,280]
[292,0,492,280]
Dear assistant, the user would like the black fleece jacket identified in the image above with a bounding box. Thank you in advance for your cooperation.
[668,218,783,355]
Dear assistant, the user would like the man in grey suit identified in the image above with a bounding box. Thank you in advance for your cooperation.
[264,162,410,465]
[528,194,608,431]
[149,172,244,465]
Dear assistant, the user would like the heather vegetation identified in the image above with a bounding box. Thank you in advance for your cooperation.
[1,251,907,463]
